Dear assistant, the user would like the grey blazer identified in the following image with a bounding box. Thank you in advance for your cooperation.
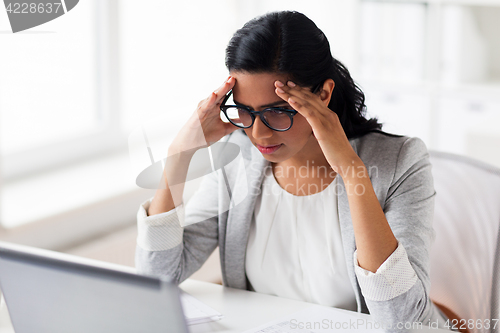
[136,129,450,330]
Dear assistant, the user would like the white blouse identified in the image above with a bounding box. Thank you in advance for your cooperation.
[245,168,418,310]
[245,169,358,311]
[136,164,419,307]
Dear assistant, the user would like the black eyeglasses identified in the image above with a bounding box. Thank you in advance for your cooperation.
[220,82,323,132]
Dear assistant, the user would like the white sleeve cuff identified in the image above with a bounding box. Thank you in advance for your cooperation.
[136,198,185,251]
[353,240,418,301]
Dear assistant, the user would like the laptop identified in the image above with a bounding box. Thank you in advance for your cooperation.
[0,241,189,333]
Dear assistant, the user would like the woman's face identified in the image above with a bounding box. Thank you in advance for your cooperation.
[229,71,327,167]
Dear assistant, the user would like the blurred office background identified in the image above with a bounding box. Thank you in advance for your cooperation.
[0,0,499,284]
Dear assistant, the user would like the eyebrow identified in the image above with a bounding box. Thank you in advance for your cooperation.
[233,99,290,109]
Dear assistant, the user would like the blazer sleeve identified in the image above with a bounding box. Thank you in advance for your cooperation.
[358,137,449,330]
[135,167,220,285]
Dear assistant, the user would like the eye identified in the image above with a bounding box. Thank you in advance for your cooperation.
[272,109,285,113]
[270,107,292,112]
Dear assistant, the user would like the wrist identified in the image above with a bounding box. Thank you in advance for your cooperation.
[168,142,200,158]
[336,156,366,180]
[169,116,210,156]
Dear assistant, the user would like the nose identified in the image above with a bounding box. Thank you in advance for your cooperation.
[251,115,273,139]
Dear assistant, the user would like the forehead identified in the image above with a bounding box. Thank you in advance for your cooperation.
[229,71,291,107]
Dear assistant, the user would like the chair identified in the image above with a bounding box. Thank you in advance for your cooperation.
[429,150,500,333]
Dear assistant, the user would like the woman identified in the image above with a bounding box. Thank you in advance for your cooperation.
[136,11,451,331]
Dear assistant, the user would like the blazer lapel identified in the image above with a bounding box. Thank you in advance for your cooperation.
[336,137,369,313]
[224,145,270,289]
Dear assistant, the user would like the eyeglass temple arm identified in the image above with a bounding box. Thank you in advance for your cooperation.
[312,82,323,94]
[220,90,232,106]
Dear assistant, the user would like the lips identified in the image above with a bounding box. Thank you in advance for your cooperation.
[257,144,281,148]
[256,143,283,154]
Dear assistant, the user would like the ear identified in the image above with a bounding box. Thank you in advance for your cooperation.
[318,79,335,107]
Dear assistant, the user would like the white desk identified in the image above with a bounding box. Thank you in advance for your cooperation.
[1,279,450,333]
[179,280,450,333]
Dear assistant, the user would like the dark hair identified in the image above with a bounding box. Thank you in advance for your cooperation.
[225,11,382,139]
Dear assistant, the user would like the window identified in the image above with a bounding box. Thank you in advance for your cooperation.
[0,0,247,233]
[0,0,125,180]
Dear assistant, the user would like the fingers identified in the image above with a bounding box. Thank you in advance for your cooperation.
[198,76,235,112]
[274,80,327,118]
[275,82,299,108]
[275,80,314,102]
[213,76,235,105]
[274,80,308,109]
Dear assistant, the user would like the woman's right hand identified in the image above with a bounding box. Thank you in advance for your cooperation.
[169,76,238,155]
[149,76,238,216]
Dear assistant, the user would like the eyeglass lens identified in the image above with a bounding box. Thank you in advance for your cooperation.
[225,107,292,130]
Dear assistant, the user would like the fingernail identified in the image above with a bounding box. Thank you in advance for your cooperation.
[287,81,296,87]
[276,81,284,87]
[227,76,232,83]
[276,87,285,94]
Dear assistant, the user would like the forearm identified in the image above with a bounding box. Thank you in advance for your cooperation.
[149,110,214,216]
[136,195,218,283]
[149,148,196,216]
[341,157,398,273]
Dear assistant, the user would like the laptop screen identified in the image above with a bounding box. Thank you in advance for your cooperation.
[0,242,189,333]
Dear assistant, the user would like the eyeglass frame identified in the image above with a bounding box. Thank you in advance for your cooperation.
[220,81,323,132]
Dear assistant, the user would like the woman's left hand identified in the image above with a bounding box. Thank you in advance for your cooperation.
[274,80,361,173]
[275,81,398,274]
